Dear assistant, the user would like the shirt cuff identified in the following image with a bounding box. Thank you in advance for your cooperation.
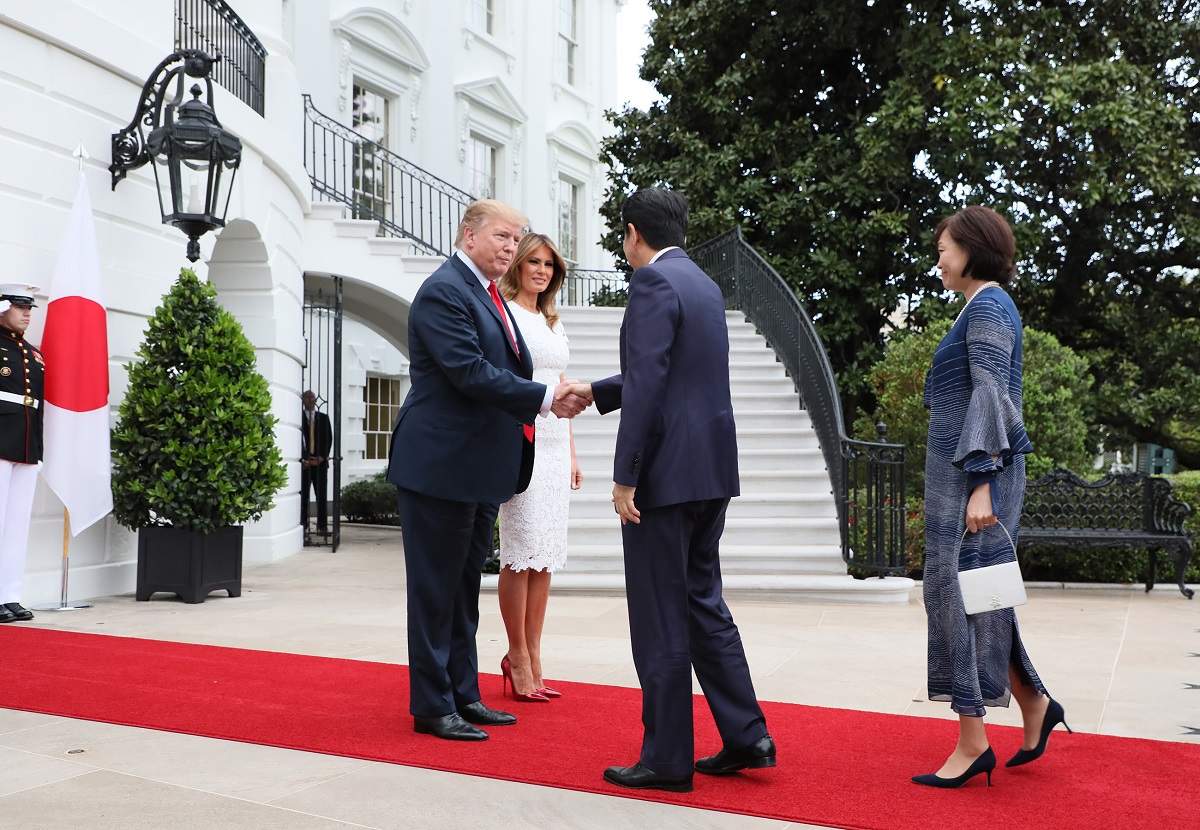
[539,384,553,418]
[966,470,995,492]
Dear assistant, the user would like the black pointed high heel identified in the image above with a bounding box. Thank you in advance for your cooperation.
[1007,697,1071,767]
[912,747,996,788]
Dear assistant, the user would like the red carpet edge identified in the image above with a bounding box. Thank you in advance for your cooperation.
[0,627,1193,830]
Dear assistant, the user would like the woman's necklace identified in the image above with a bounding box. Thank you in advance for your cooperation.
[953,281,1002,326]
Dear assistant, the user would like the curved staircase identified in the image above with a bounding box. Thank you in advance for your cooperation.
[483,305,914,604]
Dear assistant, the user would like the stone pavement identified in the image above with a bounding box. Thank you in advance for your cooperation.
[1,524,1196,829]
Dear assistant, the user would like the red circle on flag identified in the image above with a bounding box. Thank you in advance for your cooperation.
[40,296,109,412]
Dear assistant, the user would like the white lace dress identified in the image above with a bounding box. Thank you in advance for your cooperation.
[498,306,572,572]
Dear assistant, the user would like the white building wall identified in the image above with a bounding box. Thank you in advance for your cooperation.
[0,0,620,605]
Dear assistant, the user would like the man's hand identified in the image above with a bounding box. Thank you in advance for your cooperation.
[566,382,594,403]
[612,483,640,525]
[551,379,591,419]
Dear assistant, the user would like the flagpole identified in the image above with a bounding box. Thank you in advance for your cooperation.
[33,508,93,611]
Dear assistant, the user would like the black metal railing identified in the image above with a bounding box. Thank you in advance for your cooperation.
[558,269,628,307]
[842,427,908,575]
[691,227,906,575]
[175,0,267,116]
[303,95,472,257]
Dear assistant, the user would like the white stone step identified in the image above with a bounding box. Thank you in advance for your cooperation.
[485,571,914,604]
[333,218,380,238]
[559,542,846,574]
[567,492,835,519]
[570,429,818,454]
[366,237,417,256]
[310,200,348,221]
[565,516,841,548]
[570,409,812,430]
[572,446,827,472]
[566,344,782,365]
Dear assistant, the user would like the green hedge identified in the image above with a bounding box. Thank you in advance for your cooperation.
[858,319,1093,501]
[341,471,399,525]
[902,473,1199,586]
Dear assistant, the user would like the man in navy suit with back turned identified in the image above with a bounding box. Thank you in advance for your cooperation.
[386,199,589,741]
[574,188,775,791]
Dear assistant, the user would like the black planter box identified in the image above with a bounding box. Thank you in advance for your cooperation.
[136,526,243,604]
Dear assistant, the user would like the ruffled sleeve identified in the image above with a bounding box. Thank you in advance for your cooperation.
[952,296,1031,475]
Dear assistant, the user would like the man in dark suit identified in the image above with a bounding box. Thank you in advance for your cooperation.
[575,189,775,792]
[300,390,333,537]
[386,200,589,741]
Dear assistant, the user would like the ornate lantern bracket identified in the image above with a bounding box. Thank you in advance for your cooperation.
[110,50,243,262]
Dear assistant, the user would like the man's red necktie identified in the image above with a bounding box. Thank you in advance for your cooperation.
[488,281,535,443]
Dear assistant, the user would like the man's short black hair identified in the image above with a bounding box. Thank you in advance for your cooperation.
[622,188,688,251]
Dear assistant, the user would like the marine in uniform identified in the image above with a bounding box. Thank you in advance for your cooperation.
[0,284,44,623]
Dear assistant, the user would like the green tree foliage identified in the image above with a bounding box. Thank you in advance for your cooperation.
[111,269,288,533]
[603,1,1200,453]
[857,319,1094,500]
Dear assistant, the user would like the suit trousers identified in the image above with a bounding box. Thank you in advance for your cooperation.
[396,486,496,718]
[0,460,39,604]
[300,463,328,531]
[621,498,768,777]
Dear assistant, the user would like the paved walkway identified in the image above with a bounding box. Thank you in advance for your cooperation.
[1,524,1196,829]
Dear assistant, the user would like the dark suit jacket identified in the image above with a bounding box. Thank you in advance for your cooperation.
[591,248,739,509]
[386,253,543,504]
[301,409,333,469]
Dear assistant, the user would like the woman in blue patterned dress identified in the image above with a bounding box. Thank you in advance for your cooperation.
[914,206,1070,789]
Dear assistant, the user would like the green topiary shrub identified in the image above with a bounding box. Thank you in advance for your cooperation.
[341,471,400,524]
[111,268,288,533]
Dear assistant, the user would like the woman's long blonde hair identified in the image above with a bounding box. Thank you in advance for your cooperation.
[498,233,567,330]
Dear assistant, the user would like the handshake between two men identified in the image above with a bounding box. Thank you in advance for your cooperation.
[549,380,594,420]
[547,380,641,527]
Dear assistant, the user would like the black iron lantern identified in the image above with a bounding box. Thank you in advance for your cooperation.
[110,50,242,262]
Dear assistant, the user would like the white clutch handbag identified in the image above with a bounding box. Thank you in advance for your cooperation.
[957,524,1027,615]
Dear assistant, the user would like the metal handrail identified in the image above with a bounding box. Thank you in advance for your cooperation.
[302,95,473,257]
[175,0,267,116]
[691,227,906,575]
[558,269,628,307]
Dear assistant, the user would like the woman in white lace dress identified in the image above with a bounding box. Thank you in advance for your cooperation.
[496,233,582,702]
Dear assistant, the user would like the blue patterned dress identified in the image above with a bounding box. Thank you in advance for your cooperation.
[922,287,1046,717]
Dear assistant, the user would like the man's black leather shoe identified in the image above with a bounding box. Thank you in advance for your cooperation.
[457,701,516,726]
[603,762,693,793]
[3,603,33,621]
[695,735,777,775]
[413,713,488,741]
[0,605,15,624]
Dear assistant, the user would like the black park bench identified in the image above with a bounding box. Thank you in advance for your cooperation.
[1018,468,1195,599]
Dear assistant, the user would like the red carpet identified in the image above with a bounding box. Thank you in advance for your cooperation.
[0,627,1192,830]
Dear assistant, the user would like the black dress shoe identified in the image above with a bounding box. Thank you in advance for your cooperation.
[457,700,516,726]
[0,605,15,624]
[3,603,33,621]
[695,735,777,775]
[603,762,693,793]
[413,713,488,741]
